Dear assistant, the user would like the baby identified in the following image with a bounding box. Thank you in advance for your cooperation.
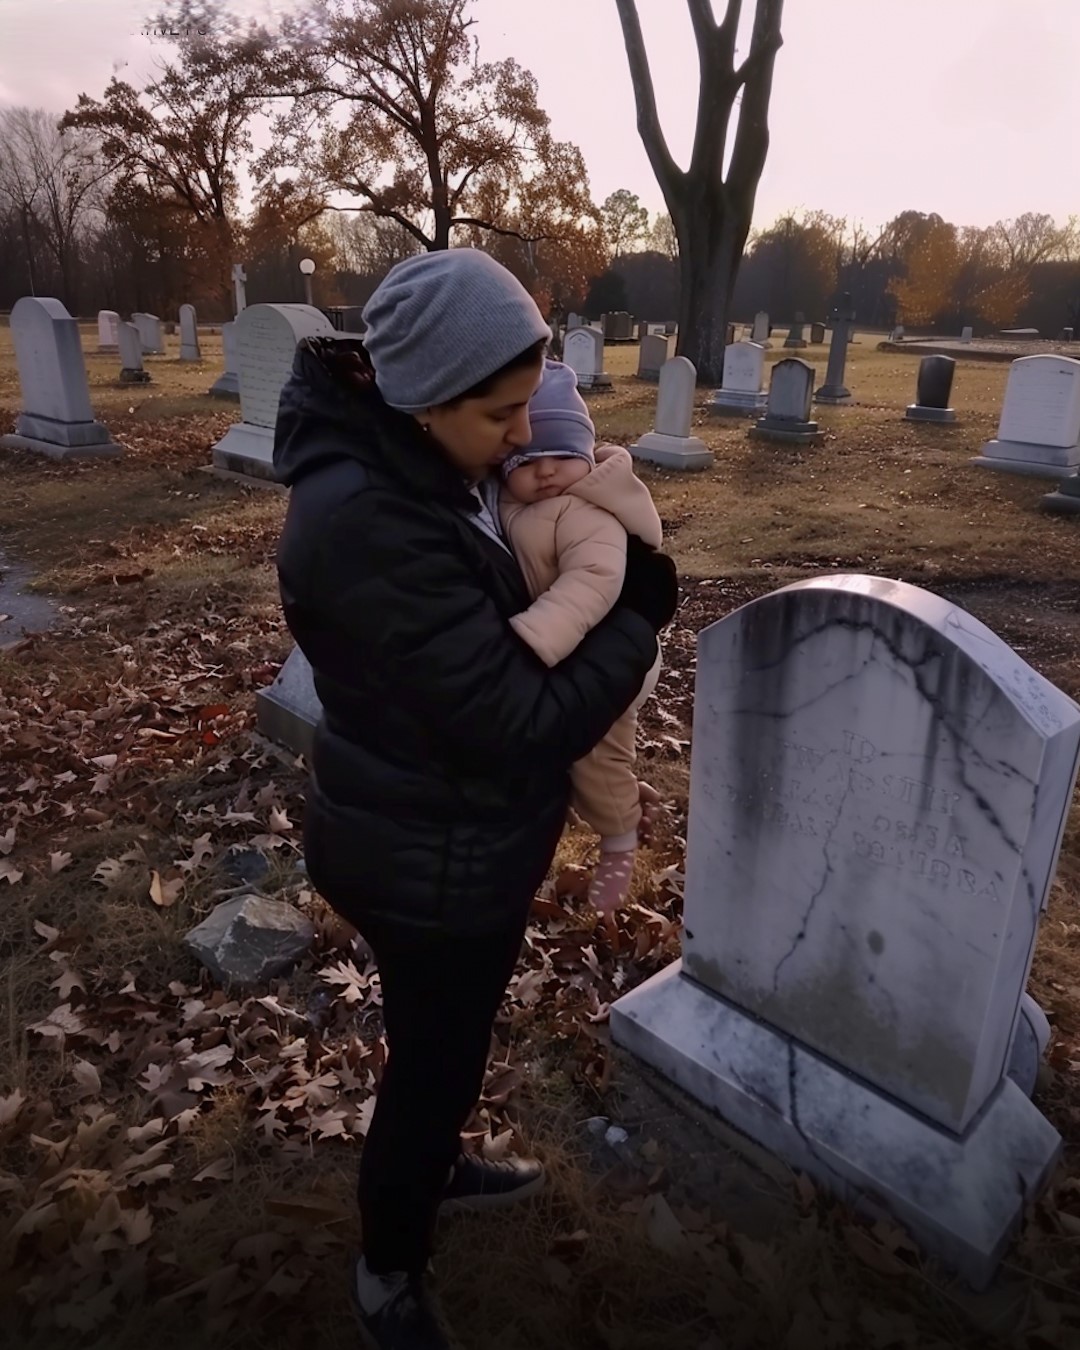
[499,359,664,914]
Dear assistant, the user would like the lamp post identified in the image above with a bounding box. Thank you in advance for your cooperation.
[299,257,316,306]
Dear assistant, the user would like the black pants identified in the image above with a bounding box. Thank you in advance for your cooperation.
[356,908,532,1275]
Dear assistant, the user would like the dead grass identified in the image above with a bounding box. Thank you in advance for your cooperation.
[3,336,1080,1348]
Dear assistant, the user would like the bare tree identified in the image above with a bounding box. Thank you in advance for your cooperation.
[614,0,784,382]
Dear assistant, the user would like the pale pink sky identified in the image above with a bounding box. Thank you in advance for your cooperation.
[2,0,1077,233]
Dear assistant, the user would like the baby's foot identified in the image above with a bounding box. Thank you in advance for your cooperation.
[589,849,636,915]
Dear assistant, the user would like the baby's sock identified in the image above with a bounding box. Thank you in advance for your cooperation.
[589,834,638,914]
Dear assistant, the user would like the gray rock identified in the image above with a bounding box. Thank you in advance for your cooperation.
[184,892,315,986]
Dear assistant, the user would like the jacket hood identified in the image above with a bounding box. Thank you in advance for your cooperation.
[563,444,664,547]
[272,336,477,512]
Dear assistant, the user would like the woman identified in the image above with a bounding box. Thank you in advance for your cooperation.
[273,250,678,1350]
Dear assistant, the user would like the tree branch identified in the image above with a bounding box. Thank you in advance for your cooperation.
[686,0,719,47]
[613,0,684,211]
[726,0,784,193]
[451,215,557,244]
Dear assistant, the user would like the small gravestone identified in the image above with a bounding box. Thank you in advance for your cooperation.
[563,327,612,390]
[209,320,240,399]
[815,299,855,404]
[630,356,711,471]
[255,646,321,757]
[711,341,767,416]
[905,356,957,423]
[603,311,634,342]
[890,325,905,343]
[973,355,1080,477]
[637,333,670,382]
[611,575,1078,1288]
[185,892,315,986]
[749,359,820,444]
[97,309,120,351]
[961,326,973,343]
[178,304,201,361]
[0,297,121,460]
[751,311,771,347]
[210,303,336,480]
[810,322,826,344]
[664,321,676,336]
[132,312,164,356]
[231,262,248,316]
[118,321,151,385]
[637,320,649,342]
[566,312,581,330]
[783,313,808,349]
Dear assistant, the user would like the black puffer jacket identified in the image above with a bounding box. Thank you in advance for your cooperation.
[273,340,659,936]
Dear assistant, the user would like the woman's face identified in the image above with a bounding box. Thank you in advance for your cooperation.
[421,362,544,479]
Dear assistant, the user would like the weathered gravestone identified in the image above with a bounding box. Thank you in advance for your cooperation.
[905,355,957,423]
[209,320,240,399]
[603,311,634,342]
[961,326,973,343]
[231,262,248,316]
[630,356,711,471]
[637,320,649,342]
[973,354,1080,477]
[0,297,121,460]
[565,312,581,330]
[664,321,677,336]
[783,313,808,349]
[211,303,336,480]
[810,322,826,344]
[132,312,164,356]
[890,325,905,343]
[563,326,612,390]
[711,341,767,416]
[117,321,150,385]
[97,309,120,351]
[179,304,201,361]
[751,311,770,346]
[255,647,321,758]
[815,299,855,404]
[611,575,1078,1288]
[637,333,670,382]
[749,358,820,444]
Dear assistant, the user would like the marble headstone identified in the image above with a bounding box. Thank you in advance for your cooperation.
[637,333,670,381]
[961,326,973,343]
[711,341,767,416]
[118,321,150,384]
[890,325,905,343]
[178,304,201,361]
[564,327,612,390]
[0,297,121,460]
[750,358,820,443]
[906,355,957,422]
[973,355,1080,477]
[210,304,336,480]
[97,309,120,351]
[631,356,711,471]
[255,647,320,758]
[612,575,1077,1287]
[751,311,770,345]
[209,320,240,398]
[132,312,164,356]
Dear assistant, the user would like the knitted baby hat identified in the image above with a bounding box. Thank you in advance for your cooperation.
[500,359,596,479]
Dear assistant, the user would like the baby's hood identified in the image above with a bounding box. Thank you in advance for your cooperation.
[566,445,663,548]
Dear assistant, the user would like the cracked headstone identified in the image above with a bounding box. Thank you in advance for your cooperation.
[612,574,1080,1289]
[184,892,315,986]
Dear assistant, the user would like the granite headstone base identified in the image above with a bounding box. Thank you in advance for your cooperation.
[749,415,822,445]
[611,961,1061,1290]
[1,413,121,460]
[209,370,240,399]
[813,387,851,405]
[255,647,320,759]
[711,390,767,417]
[905,404,957,423]
[576,373,613,391]
[1040,473,1080,513]
[211,423,278,480]
[972,438,1080,478]
[629,432,712,471]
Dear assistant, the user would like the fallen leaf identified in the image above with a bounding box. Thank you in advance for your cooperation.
[71,1058,102,1097]
[149,870,183,908]
[0,860,24,885]
[49,850,73,874]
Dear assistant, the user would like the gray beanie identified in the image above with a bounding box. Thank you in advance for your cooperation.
[361,249,551,412]
[500,360,596,479]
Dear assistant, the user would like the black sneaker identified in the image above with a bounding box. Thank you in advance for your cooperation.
[440,1152,546,1214]
[351,1264,458,1350]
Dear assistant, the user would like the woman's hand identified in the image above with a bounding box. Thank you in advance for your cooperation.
[618,535,679,632]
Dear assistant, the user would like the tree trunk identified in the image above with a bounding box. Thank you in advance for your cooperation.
[675,208,748,384]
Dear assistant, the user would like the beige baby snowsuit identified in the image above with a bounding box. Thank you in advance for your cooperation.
[499,445,664,844]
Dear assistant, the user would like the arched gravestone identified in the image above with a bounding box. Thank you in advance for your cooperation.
[630,356,711,470]
[563,326,611,389]
[611,575,1078,1288]
[179,304,201,361]
[906,355,957,423]
[97,310,120,350]
[0,297,121,460]
[132,312,164,355]
[211,303,335,480]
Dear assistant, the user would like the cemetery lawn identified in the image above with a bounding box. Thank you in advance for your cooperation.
[2,324,1079,1349]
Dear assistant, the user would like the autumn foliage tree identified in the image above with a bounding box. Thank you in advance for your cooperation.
[248,0,600,275]
[615,0,785,382]
[601,189,649,258]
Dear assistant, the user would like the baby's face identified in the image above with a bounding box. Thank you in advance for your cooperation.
[505,455,591,504]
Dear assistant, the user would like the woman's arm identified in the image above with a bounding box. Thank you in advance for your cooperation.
[314,490,657,773]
